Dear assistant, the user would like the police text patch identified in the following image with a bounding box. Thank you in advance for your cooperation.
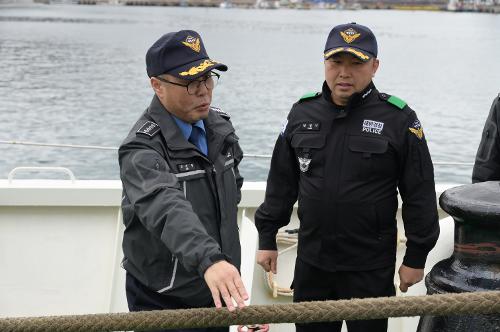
[362,120,384,135]
[137,121,160,138]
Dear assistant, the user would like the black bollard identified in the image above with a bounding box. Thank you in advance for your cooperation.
[417,181,500,332]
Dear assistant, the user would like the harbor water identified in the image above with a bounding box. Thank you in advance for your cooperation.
[0,5,499,182]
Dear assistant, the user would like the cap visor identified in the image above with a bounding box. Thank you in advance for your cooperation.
[170,59,228,80]
[324,47,373,62]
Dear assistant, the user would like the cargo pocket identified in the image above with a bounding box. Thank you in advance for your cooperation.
[343,135,390,181]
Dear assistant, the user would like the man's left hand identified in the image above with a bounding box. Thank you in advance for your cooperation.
[398,264,424,293]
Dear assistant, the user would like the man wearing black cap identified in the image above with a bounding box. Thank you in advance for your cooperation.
[472,93,500,183]
[255,23,440,332]
[118,30,247,331]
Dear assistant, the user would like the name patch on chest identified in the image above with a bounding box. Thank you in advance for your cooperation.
[362,120,384,135]
[177,163,197,173]
[300,122,320,131]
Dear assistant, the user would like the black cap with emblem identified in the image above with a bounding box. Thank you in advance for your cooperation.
[146,30,228,80]
[324,22,378,62]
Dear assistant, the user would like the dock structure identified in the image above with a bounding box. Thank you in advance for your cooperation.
[448,0,500,12]
[27,0,500,12]
[118,0,223,5]
[353,0,448,10]
[234,0,259,7]
[77,0,109,4]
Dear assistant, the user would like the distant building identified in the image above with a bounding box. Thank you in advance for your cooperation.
[354,0,447,10]
[448,0,500,11]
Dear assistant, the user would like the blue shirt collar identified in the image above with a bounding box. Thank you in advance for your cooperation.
[171,115,206,140]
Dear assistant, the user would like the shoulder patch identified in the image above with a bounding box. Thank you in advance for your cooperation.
[409,119,424,140]
[384,94,407,109]
[136,121,160,138]
[299,91,321,102]
[210,106,230,120]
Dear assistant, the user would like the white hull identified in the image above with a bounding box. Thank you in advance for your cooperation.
[0,179,457,331]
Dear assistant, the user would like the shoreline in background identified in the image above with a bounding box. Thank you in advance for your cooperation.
[0,0,498,14]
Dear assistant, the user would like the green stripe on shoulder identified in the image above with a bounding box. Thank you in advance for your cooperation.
[387,95,407,109]
[300,92,320,101]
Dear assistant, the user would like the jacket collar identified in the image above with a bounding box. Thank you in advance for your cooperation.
[322,81,377,111]
[147,95,235,161]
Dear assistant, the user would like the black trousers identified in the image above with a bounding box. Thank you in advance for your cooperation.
[126,272,228,332]
[293,258,396,332]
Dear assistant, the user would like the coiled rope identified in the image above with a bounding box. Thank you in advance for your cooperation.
[1,291,499,332]
[265,229,298,297]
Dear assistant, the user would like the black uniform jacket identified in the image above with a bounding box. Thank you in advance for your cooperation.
[255,82,439,271]
[119,95,243,305]
[472,93,500,183]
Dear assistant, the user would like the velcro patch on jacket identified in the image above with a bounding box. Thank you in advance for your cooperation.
[136,121,160,138]
[385,95,407,109]
[299,122,320,131]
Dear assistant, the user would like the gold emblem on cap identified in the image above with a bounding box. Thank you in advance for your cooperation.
[179,59,218,76]
[182,36,201,53]
[340,28,361,44]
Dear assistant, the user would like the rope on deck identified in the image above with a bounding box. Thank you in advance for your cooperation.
[1,291,500,332]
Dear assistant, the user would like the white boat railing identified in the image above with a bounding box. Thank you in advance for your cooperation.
[0,139,475,167]
[0,173,460,332]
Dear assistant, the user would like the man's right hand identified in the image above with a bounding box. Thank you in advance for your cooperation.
[204,260,248,312]
[256,250,278,274]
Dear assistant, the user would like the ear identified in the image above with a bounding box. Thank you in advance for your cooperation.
[150,77,162,95]
[372,58,380,75]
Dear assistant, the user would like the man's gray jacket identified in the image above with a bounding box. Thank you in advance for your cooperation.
[119,95,243,305]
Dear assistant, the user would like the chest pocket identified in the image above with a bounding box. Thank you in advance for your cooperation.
[343,135,393,181]
[170,160,207,198]
[291,133,326,178]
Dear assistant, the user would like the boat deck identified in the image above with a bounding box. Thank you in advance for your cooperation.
[0,179,458,331]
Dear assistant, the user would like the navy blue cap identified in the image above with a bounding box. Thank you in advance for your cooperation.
[324,22,378,62]
[146,30,227,79]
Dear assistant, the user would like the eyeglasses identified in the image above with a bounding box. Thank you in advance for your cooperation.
[156,72,220,95]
